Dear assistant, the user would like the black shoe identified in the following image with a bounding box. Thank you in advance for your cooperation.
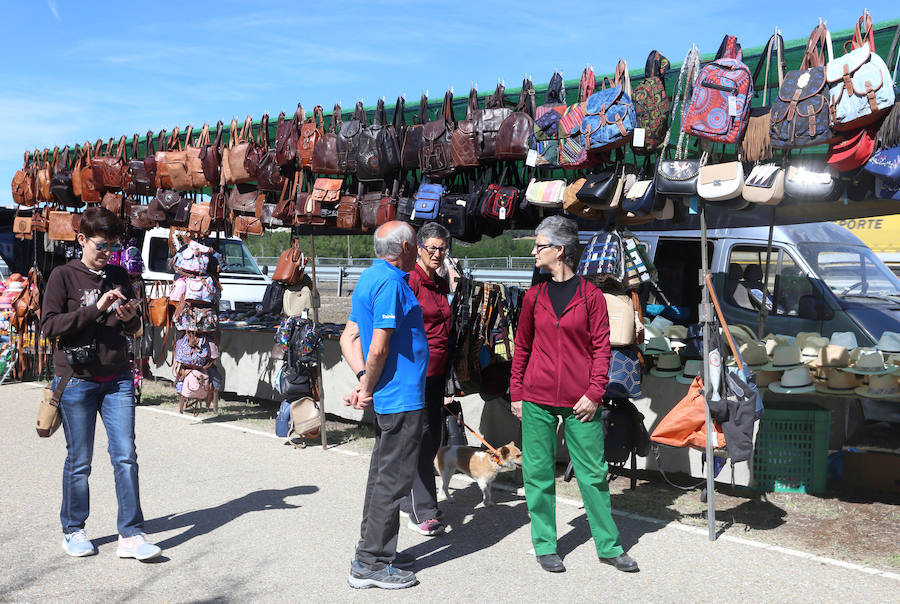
[600,553,639,572]
[537,553,566,573]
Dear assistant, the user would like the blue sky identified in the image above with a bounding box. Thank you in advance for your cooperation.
[1,1,897,207]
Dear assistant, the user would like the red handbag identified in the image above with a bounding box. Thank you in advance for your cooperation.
[826,126,877,172]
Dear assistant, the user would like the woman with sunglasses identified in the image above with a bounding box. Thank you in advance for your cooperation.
[41,207,162,561]
[510,216,637,574]
[400,222,453,537]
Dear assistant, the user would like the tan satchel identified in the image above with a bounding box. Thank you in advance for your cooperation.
[222,117,257,185]
[289,396,321,439]
[38,370,72,438]
[272,239,307,285]
[13,209,32,240]
[162,126,193,190]
[604,292,636,347]
[49,209,77,241]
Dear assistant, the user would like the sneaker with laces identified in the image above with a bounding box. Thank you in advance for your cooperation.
[116,533,162,561]
[61,529,97,557]
[348,559,418,589]
[408,517,445,536]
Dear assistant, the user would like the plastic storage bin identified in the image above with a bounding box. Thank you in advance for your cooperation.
[752,402,830,494]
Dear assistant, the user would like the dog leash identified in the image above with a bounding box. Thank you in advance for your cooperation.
[442,403,503,467]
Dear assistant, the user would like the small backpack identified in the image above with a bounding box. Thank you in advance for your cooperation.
[172,240,211,275]
[582,59,637,153]
[180,275,217,303]
[412,182,444,221]
[632,51,671,153]
[174,333,211,367]
[181,369,210,400]
[683,35,753,144]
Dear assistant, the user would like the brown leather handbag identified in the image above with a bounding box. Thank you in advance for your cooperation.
[452,89,481,168]
[496,79,536,160]
[233,213,263,238]
[36,149,53,202]
[11,151,36,206]
[79,140,103,203]
[420,91,456,178]
[91,135,128,191]
[275,105,301,167]
[200,121,223,186]
[336,194,359,229]
[210,187,226,221]
[272,175,298,223]
[256,115,285,192]
[163,126,195,190]
[377,195,396,226]
[358,191,380,231]
[272,239,307,285]
[129,203,156,229]
[298,105,324,168]
[49,209,77,241]
[147,281,170,327]
[185,124,213,189]
[12,209,32,240]
[32,206,49,232]
[155,128,180,189]
[187,203,212,237]
[50,145,79,207]
[227,183,262,214]
[127,132,155,196]
[401,95,428,171]
[222,117,260,185]
[474,84,513,160]
[101,191,124,216]
[337,102,366,175]
[311,104,342,175]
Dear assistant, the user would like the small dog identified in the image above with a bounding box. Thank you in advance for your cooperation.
[434,442,522,506]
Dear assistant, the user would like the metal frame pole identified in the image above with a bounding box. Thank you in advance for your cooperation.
[308,229,328,450]
[700,201,716,541]
[758,206,777,338]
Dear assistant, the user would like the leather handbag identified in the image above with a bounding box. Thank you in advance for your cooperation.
[743,33,786,162]
[358,191,381,231]
[200,121,223,187]
[148,188,182,221]
[376,195,397,227]
[233,214,263,237]
[401,95,428,171]
[298,105,325,168]
[275,104,301,167]
[79,140,103,203]
[827,13,895,131]
[357,98,401,182]
[826,126,877,172]
[697,160,745,201]
[474,84,513,160]
[337,102,366,174]
[101,191,124,216]
[496,78,536,160]
[524,179,565,207]
[452,88,480,168]
[36,149,52,202]
[273,239,307,285]
[255,115,285,192]
[227,183,263,214]
[11,151,36,206]
[272,176,298,223]
[479,166,519,222]
[289,397,322,438]
[127,133,154,196]
[337,195,359,229]
[32,206,49,232]
[187,203,212,237]
[633,51,672,154]
[12,210,32,240]
[563,177,605,220]
[155,127,184,190]
[147,281,171,327]
[655,158,700,196]
[622,161,658,216]
[743,163,785,205]
[210,187,226,222]
[582,60,638,151]
[49,209,76,241]
[576,164,624,209]
[183,124,213,189]
[37,371,68,438]
[311,104,342,175]
[91,135,128,191]
[222,117,259,185]
[784,162,837,201]
[438,194,480,242]
[770,24,837,149]
[50,145,80,207]
[420,91,456,178]
[128,204,155,229]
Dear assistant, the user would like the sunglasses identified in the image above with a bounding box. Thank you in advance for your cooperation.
[90,239,123,253]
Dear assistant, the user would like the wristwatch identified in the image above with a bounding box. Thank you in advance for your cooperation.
[356,370,366,380]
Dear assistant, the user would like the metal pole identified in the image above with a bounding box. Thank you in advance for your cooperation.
[758,206,777,338]
[700,201,716,541]
[308,229,328,450]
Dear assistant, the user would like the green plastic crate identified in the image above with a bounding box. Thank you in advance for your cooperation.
[752,403,830,494]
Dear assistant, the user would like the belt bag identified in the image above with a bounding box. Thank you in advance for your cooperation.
[524,179,565,207]
[784,163,837,200]
[826,127,876,172]
[864,145,900,182]
[743,163,785,205]
[413,183,443,220]
[654,159,700,196]
[697,161,744,201]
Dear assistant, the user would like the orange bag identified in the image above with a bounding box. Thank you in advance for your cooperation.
[650,376,725,449]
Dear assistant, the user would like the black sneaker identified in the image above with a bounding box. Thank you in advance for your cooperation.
[348,560,418,589]
[537,553,566,573]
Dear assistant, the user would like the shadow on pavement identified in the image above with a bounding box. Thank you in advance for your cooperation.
[93,486,319,550]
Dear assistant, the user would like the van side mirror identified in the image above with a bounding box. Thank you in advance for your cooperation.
[262,265,269,276]
[798,294,833,321]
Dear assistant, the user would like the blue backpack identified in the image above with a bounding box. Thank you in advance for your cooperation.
[275,400,292,437]
[413,182,444,221]
[581,59,636,153]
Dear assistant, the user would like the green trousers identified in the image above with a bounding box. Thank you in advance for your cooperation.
[522,401,624,558]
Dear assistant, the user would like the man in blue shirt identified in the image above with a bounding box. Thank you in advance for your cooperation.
[340,221,428,590]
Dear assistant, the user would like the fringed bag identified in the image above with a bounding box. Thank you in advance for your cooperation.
[743,32,785,162]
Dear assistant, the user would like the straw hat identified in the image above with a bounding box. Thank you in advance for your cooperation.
[806,344,851,369]
[728,324,758,348]
[763,333,792,355]
[854,373,900,399]
[727,341,769,369]
[795,331,823,350]
[649,352,682,377]
[759,344,804,371]
[829,331,859,350]
[875,331,900,354]
[815,370,861,395]
[664,325,688,348]
[800,336,830,360]
[768,366,816,394]
[676,359,703,385]
[642,336,671,355]
[844,349,891,375]
[755,370,783,389]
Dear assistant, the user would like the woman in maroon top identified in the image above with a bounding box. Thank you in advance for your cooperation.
[402,222,452,536]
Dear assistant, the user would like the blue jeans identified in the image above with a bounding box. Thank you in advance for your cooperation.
[54,374,145,537]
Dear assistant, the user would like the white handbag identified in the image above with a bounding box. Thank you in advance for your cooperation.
[697,161,744,201]
[743,163,785,205]
[524,179,566,207]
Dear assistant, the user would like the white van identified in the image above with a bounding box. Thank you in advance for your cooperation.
[141,227,270,312]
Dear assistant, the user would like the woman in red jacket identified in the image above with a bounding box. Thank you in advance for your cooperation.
[510,216,638,574]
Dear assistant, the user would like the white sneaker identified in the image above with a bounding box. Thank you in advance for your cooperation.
[61,529,97,557]
[116,533,162,561]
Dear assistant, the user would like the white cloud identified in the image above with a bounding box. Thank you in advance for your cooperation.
[48,0,60,21]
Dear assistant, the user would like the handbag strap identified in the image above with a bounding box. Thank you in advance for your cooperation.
[752,33,786,105]
[330,103,342,133]
[131,134,140,159]
[660,44,700,159]
[391,96,406,130]
[353,101,366,125]
[197,123,210,148]
[260,114,270,147]
[145,130,154,156]
[416,94,428,124]
[579,66,595,102]
[801,23,834,69]
[313,105,325,131]
[886,24,900,83]
[516,78,536,118]
[50,366,74,406]
[239,116,253,143]
[442,91,455,124]
[466,87,479,119]
[850,12,875,52]
[714,34,743,61]
[374,98,387,126]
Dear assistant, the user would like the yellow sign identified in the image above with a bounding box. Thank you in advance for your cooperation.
[833,215,900,254]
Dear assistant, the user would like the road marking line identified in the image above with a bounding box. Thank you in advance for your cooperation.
[137,405,900,582]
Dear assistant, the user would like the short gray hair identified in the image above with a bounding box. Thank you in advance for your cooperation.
[374,222,415,259]
[535,215,580,268]
[417,222,450,246]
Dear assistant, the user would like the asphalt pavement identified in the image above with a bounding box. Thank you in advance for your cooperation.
[1,381,897,603]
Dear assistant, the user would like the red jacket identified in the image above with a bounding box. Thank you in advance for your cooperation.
[510,277,611,407]
[407,264,451,377]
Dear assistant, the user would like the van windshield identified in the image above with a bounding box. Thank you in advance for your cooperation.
[797,242,900,298]
[204,239,263,276]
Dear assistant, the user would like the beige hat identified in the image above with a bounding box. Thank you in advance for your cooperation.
[800,336,830,360]
[815,370,861,395]
[755,370,783,389]
[729,341,768,369]
[854,373,900,399]
[759,344,804,371]
[650,352,682,377]
[875,331,900,354]
[844,349,891,375]
[795,331,823,350]
[728,324,758,348]
[676,359,703,385]
[768,366,815,394]
[763,333,792,355]
[807,344,850,369]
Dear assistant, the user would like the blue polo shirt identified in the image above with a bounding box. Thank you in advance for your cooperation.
[349,259,428,414]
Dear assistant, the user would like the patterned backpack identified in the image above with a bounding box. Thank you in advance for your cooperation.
[174,333,211,367]
[530,72,567,167]
[632,51,671,153]
[683,35,753,144]
[559,67,595,169]
[582,59,636,152]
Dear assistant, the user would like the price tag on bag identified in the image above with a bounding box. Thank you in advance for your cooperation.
[633,128,646,148]
[728,96,738,116]
[525,149,538,167]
